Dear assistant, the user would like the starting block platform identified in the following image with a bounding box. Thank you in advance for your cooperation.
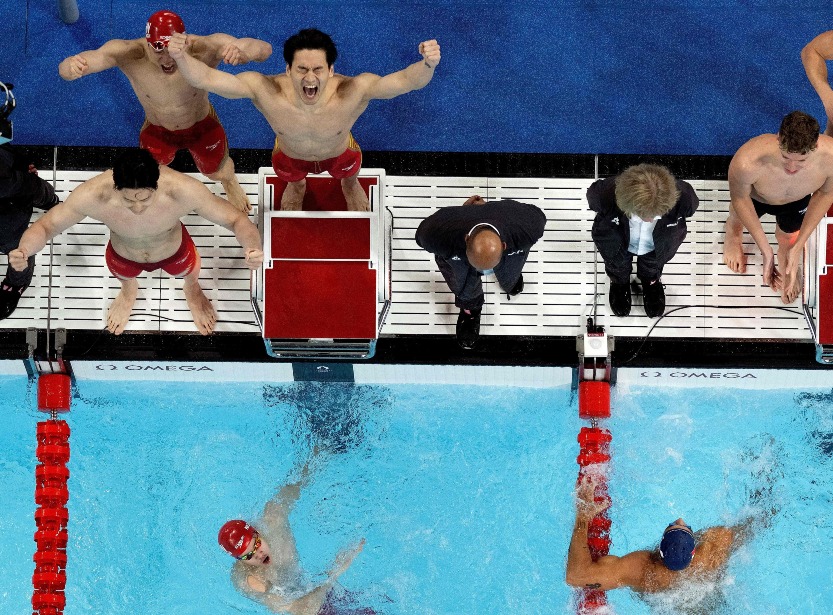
[251,170,390,359]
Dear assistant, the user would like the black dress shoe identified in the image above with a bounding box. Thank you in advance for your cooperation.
[641,278,666,318]
[608,282,631,317]
[456,308,481,350]
[506,274,524,298]
[0,283,25,320]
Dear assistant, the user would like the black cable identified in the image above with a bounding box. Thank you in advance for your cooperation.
[618,303,805,365]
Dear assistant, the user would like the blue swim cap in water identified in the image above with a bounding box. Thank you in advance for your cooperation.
[659,525,695,571]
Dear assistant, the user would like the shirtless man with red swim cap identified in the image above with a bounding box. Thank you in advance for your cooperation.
[58,10,273,212]
[218,459,365,613]
[9,149,263,336]
[168,28,441,211]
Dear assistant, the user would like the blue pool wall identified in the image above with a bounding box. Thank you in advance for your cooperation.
[2,1,832,155]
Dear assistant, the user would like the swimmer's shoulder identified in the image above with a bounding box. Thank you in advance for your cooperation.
[334,73,375,100]
[101,38,150,68]
[814,133,833,167]
[157,166,209,206]
[71,171,115,210]
[231,560,269,594]
[729,135,776,182]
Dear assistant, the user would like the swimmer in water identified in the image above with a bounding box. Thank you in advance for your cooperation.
[58,10,272,212]
[565,475,756,595]
[722,111,833,304]
[168,28,440,212]
[218,454,365,613]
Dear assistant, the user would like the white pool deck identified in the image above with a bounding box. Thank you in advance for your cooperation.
[0,170,813,342]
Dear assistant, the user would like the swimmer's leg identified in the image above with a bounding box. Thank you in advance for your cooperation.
[776,225,801,303]
[182,255,217,335]
[281,178,306,211]
[341,175,370,212]
[107,278,139,335]
[722,203,748,273]
[208,156,251,213]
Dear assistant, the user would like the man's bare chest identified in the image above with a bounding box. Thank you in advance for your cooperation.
[753,167,827,204]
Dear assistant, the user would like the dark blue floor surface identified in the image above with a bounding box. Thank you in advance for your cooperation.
[1,1,832,155]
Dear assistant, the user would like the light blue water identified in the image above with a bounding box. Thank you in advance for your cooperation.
[1,375,831,614]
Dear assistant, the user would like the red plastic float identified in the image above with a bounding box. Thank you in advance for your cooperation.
[576,367,613,613]
[32,372,72,615]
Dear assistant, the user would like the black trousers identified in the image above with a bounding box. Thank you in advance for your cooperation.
[602,250,663,285]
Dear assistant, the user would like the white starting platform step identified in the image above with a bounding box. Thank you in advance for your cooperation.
[0,169,824,352]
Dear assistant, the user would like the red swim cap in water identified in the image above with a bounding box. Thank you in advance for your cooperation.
[145,10,185,50]
[218,520,256,558]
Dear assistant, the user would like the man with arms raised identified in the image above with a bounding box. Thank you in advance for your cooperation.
[168,28,440,211]
[58,10,272,212]
[566,476,750,596]
[9,149,263,335]
[722,111,833,303]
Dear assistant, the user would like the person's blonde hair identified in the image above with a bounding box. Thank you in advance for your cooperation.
[614,164,680,219]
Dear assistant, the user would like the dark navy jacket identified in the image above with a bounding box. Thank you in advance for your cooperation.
[0,146,55,252]
[415,199,546,261]
[587,176,699,266]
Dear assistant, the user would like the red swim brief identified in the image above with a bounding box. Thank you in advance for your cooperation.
[105,224,199,280]
[139,106,228,176]
[271,134,362,183]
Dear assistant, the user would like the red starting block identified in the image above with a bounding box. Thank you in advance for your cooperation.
[256,170,390,359]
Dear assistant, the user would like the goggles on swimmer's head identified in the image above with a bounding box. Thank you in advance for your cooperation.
[237,534,261,561]
[148,39,169,52]
[0,82,15,145]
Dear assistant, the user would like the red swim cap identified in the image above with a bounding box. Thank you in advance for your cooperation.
[218,520,256,558]
[145,10,185,48]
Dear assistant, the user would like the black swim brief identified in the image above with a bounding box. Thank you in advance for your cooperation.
[751,194,810,234]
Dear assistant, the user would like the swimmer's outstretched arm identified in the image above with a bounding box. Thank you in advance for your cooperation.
[802,31,833,127]
[565,476,625,591]
[196,33,273,67]
[167,32,268,100]
[726,151,779,289]
[186,177,263,268]
[359,39,441,101]
[9,192,88,270]
[779,176,833,301]
[58,39,145,80]
[247,538,365,614]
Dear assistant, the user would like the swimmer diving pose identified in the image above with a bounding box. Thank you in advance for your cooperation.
[168,28,441,211]
[218,455,365,613]
[722,111,833,304]
[566,475,762,597]
[8,149,263,335]
[58,10,273,212]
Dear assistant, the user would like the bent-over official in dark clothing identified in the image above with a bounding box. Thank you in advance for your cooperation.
[588,177,699,284]
[415,199,547,310]
[0,145,59,288]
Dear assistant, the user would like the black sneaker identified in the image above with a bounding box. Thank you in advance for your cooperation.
[641,278,666,318]
[0,282,25,320]
[506,274,524,298]
[608,282,631,317]
[456,308,481,350]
